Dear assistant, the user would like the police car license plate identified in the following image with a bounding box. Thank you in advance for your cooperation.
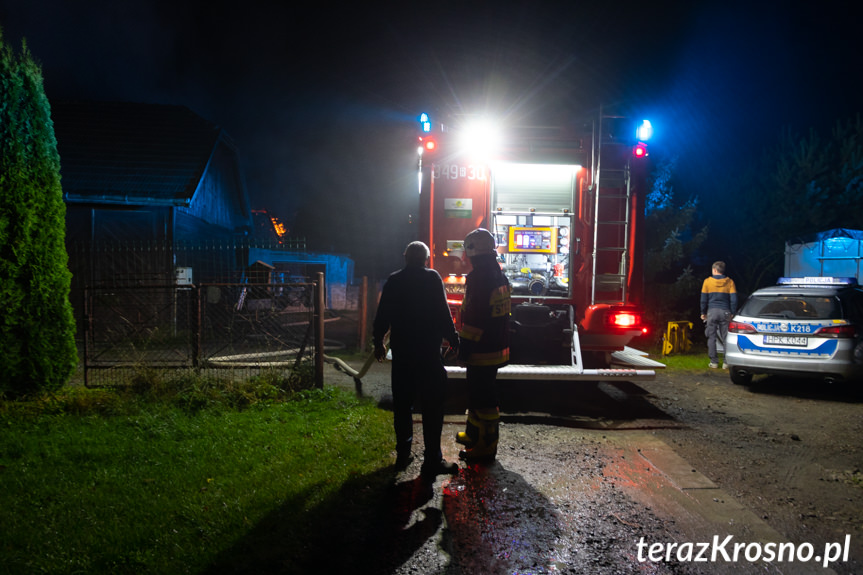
[764,335,808,346]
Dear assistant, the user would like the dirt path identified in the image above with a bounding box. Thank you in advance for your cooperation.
[326,360,863,574]
[641,369,863,574]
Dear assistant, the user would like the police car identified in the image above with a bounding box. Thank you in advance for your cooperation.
[724,277,863,385]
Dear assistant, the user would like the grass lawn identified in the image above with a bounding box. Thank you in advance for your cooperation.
[658,351,714,371]
[0,383,392,575]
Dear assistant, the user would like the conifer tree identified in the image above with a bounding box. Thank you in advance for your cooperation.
[0,32,77,396]
[642,155,708,344]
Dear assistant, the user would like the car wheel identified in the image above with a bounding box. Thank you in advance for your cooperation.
[729,367,752,386]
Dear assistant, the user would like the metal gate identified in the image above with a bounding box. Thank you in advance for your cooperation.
[83,278,325,387]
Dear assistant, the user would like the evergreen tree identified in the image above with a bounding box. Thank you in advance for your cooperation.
[642,155,707,344]
[768,117,863,236]
[720,115,863,293]
[0,32,77,396]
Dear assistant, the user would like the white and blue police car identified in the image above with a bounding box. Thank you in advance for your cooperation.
[724,277,863,385]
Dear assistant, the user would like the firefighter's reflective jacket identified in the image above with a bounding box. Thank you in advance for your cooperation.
[458,255,511,367]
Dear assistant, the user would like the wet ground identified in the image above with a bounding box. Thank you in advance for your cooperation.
[323,357,862,575]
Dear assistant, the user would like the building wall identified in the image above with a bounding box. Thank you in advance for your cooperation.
[178,141,251,234]
[66,205,171,244]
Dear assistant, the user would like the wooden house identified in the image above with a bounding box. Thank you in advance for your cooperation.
[52,100,253,310]
[55,100,252,245]
[53,100,358,322]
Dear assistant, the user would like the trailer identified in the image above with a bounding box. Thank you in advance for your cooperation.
[785,228,863,280]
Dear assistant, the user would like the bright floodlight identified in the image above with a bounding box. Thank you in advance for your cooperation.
[636,120,653,142]
[459,118,501,158]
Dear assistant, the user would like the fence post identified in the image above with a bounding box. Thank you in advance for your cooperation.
[193,285,201,369]
[314,272,325,389]
[83,287,91,388]
[357,276,368,351]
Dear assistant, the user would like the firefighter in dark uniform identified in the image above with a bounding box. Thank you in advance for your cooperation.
[456,228,511,462]
[373,241,460,477]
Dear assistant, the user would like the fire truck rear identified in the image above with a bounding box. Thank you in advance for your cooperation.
[415,112,662,381]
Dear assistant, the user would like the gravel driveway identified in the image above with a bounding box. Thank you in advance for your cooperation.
[324,359,862,575]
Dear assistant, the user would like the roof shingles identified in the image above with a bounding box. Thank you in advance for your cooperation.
[52,101,222,205]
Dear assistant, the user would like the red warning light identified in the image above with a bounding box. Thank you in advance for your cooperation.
[606,309,642,329]
[612,312,638,328]
[422,137,437,152]
[633,142,648,158]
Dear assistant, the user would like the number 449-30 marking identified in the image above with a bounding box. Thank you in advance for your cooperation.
[433,164,487,181]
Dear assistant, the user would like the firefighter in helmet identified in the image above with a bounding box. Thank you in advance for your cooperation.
[456,228,511,462]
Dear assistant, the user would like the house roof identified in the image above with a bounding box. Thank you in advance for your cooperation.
[52,100,224,206]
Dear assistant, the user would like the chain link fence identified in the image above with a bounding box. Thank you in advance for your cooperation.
[67,238,313,330]
[83,280,324,387]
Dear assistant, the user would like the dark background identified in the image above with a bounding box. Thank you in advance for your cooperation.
[1,0,858,277]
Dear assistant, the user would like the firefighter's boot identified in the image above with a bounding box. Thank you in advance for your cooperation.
[455,410,481,448]
[458,408,499,462]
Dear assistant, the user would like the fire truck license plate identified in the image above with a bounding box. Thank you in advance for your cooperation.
[764,335,808,346]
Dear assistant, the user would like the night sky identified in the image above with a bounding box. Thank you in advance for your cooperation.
[1,1,858,276]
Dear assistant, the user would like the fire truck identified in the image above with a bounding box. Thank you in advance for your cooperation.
[415,111,663,381]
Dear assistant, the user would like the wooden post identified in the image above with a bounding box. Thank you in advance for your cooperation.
[314,272,325,388]
[193,285,201,369]
[83,287,91,387]
[357,276,368,351]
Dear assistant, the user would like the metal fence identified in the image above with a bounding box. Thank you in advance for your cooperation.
[83,279,326,387]
[67,239,314,328]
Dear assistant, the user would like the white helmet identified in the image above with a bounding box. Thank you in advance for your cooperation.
[464,228,496,257]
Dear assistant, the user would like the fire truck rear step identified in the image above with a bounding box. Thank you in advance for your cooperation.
[444,364,656,381]
[444,330,658,381]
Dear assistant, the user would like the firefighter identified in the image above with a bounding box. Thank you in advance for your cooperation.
[373,241,460,477]
[456,228,511,462]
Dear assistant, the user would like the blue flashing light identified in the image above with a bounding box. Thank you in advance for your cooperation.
[777,276,858,286]
[419,112,431,132]
[636,119,653,142]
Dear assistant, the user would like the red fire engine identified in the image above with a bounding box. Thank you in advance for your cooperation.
[415,111,662,380]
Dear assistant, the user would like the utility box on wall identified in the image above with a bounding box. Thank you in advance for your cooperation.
[175,267,193,285]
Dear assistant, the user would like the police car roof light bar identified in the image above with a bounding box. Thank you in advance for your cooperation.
[777,276,858,286]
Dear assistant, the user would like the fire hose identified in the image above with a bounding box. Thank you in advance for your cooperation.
[324,350,377,393]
